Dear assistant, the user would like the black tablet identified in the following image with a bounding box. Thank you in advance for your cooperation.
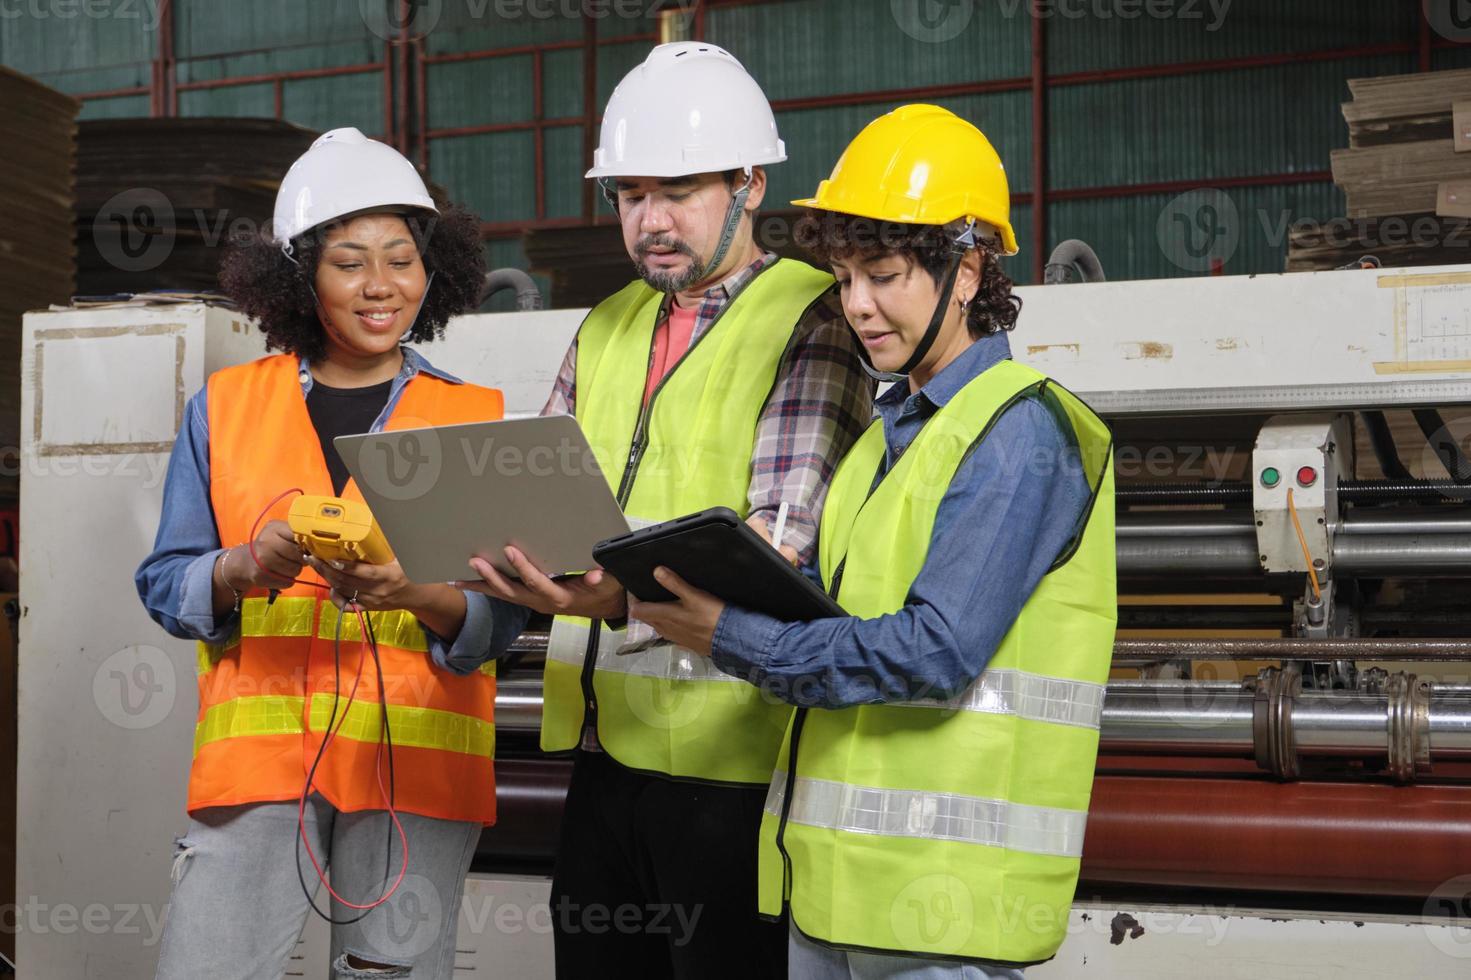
[592,507,845,622]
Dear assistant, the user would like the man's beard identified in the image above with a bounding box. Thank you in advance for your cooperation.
[634,234,703,293]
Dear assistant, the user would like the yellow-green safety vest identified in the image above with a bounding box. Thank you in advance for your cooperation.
[758,358,1116,966]
[543,258,836,784]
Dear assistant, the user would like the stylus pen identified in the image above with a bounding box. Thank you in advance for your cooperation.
[771,501,790,554]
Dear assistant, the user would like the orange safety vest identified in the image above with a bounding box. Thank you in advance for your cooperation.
[194,353,504,824]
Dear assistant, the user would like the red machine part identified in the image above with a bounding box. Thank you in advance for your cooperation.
[1082,776,1471,897]
[481,764,1471,899]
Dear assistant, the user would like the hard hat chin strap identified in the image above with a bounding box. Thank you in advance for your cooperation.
[858,221,978,383]
[697,167,754,283]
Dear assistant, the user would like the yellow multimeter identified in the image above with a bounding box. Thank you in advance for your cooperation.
[287,495,395,565]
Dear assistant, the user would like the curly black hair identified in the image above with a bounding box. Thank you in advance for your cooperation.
[793,210,1021,337]
[219,202,487,361]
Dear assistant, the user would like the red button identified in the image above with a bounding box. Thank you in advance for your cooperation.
[1297,466,1318,487]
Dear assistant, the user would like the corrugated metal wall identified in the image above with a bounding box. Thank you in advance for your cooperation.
[1,0,1459,301]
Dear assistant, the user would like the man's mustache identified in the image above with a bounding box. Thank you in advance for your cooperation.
[635,235,697,260]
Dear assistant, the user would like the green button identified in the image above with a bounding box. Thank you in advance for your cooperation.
[1261,467,1280,488]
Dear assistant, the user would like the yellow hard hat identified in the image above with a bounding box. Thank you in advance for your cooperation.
[792,104,1019,256]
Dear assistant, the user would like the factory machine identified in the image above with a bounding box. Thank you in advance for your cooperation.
[16,261,1471,977]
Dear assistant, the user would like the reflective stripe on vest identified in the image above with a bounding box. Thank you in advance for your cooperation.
[543,259,834,784]
[894,669,1105,730]
[199,598,495,677]
[194,353,504,823]
[762,358,1116,964]
[193,693,495,759]
[546,619,742,684]
[765,774,1088,859]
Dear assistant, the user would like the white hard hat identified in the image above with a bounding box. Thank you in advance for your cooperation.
[271,127,437,245]
[585,42,786,179]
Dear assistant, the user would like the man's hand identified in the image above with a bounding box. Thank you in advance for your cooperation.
[747,513,799,565]
[627,566,727,657]
[456,546,627,620]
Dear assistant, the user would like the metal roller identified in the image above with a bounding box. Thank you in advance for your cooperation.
[494,669,1471,781]
[1080,776,1471,897]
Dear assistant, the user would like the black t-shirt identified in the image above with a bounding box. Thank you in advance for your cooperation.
[306,378,393,495]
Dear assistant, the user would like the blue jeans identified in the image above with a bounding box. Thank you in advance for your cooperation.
[153,795,479,980]
[789,924,1026,980]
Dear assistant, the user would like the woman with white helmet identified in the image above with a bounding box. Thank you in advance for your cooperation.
[136,128,509,979]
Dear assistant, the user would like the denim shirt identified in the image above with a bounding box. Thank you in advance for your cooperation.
[134,347,518,674]
[710,332,1093,708]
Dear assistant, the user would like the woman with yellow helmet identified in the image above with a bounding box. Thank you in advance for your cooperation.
[633,105,1117,977]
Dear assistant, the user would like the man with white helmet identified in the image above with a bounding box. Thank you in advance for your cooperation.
[461,42,872,977]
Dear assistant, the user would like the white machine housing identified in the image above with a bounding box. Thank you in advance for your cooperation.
[1251,413,1354,575]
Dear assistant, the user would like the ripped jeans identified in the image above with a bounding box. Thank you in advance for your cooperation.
[153,794,480,980]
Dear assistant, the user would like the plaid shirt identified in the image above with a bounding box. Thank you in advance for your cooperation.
[543,252,875,652]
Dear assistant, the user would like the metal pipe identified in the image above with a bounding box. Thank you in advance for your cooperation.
[1430,696,1471,752]
[494,678,545,733]
[494,677,1471,772]
[1116,506,1471,538]
[1335,532,1471,575]
[1044,240,1106,285]
[1337,510,1471,535]
[1292,693,1390,755]
[1098,688,1255,755]
[1114,508,1471,582]
[502,635,1471,666]
[1117,535,1261,576]
[1115,637,1471,663]
[1119,479,1471,506]
[1117,512,1254,538]
[480,268,544,310]
[1081,777,1471,898]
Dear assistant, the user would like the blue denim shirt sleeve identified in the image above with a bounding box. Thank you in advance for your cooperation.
[710,396,1093,708]
[424,594,532,674]
[134,388,238,643]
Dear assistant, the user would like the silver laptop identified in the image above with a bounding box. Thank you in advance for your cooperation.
[336,415,630,584]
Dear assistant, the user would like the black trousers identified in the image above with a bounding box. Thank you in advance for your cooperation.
[550,748,788,979]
